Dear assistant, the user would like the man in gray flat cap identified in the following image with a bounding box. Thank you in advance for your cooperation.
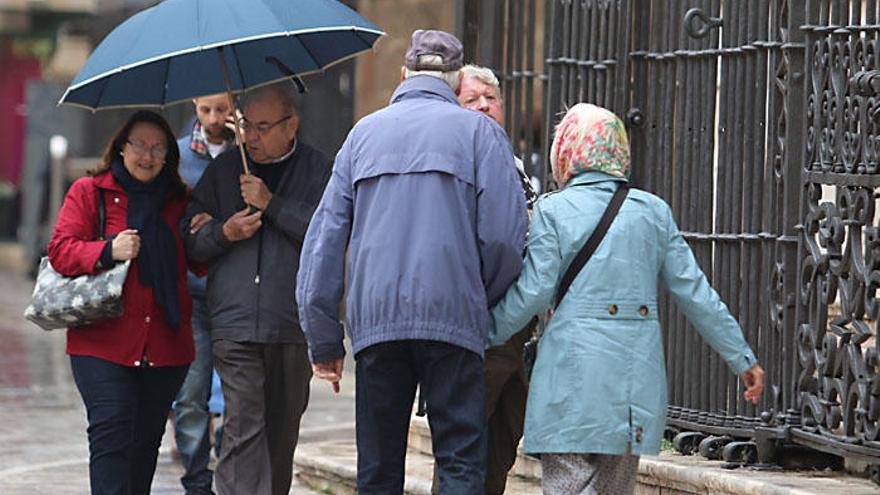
[297,29,527,494]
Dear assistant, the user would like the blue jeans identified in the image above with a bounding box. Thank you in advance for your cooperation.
[173,295,218,493]
[71,355,187,495]
[355,340,486,494]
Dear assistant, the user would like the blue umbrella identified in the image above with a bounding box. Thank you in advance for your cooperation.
[59,0,383,174]
[59,0,384,110]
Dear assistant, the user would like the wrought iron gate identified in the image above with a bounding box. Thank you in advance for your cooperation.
[459,0,880,474]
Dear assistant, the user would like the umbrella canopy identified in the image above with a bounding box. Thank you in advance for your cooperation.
[60,0,384,110]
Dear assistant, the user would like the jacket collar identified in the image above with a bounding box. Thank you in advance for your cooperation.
[566,171,629,188]
[92,170,125,193]
[390,75,460,107]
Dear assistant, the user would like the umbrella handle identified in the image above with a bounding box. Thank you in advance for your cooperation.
[217,47,251,176]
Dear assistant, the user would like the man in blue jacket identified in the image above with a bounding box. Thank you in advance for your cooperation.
[296,30,528,494]
[175,92,233,495]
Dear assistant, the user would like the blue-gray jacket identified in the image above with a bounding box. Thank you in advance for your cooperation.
[177,134,213,297]
[297,75,528,363]
[490,172,758,456]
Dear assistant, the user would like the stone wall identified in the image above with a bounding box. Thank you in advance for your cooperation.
[354,0,455,120]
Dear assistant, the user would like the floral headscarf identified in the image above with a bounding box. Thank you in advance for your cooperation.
[550,103,631,188]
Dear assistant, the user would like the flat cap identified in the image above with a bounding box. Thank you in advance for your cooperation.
[405,29,464,72]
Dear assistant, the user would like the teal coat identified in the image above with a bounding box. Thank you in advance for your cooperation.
[489,172,758,456]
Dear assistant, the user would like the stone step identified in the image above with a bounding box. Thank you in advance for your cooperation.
[294,439,541,495]
[407,415,542,480]
[404,415,880,495]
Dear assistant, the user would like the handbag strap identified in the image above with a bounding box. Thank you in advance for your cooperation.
[554,182,630,310]
[96,185,107,241]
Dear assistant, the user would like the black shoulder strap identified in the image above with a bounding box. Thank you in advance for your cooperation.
[554,183,630,310]
[97,186,107,241]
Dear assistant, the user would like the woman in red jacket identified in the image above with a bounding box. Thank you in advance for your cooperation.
[48,110,196,495]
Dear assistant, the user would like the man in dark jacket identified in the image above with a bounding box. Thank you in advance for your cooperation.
[183,82,332,495]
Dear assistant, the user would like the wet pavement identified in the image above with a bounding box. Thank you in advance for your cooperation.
[0,266,356,494]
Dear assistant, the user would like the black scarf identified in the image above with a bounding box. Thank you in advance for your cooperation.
[111,160,181,329]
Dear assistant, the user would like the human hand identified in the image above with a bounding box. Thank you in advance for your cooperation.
[111,229,140,260]
[240,174,273,211]
[225,109,243,144]
[189,213,214,234]
[221,206,262,241]
[741,364,764,404]
[312,358,344,394]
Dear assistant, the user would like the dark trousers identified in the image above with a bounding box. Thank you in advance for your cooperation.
[70,355,188,495]
[173,295,216,494]
[212,340,311,495]
[356,340,486,495]
[429,324,532,495]
[483,325,531,494]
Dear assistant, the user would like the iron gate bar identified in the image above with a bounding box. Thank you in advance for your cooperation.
[510,0,523,157]
[780,0,805,420]
[524,0,537,176]
[713,0,735,422]
[542,0,562,190]
[747,0,766,420]
[652,0,675,405]
[680,0,696,411]
[563,0,575,104]
[730,0,747,420]
[602,0,614,106]
[766,0,784,420]
[591,0,603,104]
[576,0,587,103]
[504,0,516,130]
[699,0,720,415]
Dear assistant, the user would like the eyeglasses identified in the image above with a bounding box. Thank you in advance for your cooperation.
[126,141,167,160]
[239,115,292,136]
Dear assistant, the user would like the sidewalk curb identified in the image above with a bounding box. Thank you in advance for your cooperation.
[293,416,878,495]
[638,458,811,495]
[295,442,434,495]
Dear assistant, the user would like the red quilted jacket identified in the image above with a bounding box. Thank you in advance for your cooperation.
[47,171,197,367]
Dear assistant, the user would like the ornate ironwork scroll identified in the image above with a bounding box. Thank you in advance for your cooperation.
[797,0,880,462]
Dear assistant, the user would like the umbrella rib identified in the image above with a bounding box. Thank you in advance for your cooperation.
[352,29,373,49]
[160,58,171,107]
[291,34,322,73]
[231,44,248,90]
[92,74,112,109]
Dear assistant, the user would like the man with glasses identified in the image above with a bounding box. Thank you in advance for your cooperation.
[183,82,332,495]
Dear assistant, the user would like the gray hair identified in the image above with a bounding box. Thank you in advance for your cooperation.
[404,54,461,91]
[240,81,299,116]
[460,64,500,94]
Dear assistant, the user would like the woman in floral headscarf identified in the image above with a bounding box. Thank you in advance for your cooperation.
[488,103,765,494]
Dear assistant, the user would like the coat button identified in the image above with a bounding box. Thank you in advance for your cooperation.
[114,197,120,204]
[144,316,151,323]
[134,360,141,366]
[608,304,618,315]
[639,305,649,316]
[636,426,644,443]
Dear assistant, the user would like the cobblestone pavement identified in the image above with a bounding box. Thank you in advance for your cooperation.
[0,267,356,494]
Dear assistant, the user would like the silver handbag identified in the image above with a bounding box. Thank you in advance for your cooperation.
[24,188,131,331]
